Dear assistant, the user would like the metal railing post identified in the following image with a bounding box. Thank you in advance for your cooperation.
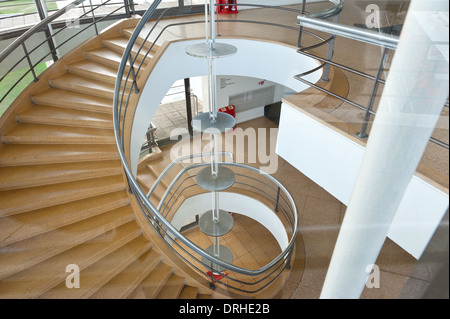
[357,47,389,138]
[297,0,306,47]
[274,186,280,212]
[321,13,340,81]
[22,43,39,82]
[35,0,59,62]
[88,0,99,35]
[127,55,140,93]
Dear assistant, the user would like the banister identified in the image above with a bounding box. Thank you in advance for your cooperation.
[297,14,399,50]
[147,151,234,197]
[112,0,346,293]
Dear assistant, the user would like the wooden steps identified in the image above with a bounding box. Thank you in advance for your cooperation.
[40,236,154,299]
[0,190,130,248]
[32,88,113,114]
[0,175,126,218]
[0,206,135,281]
[89,248,161,299]
[49,73,118,100]
[85,46,147,71]
[0,19,213,300]
[103,36,158,63]
[1,123,116,144]
[155,274,186,299]
[66,59,135,85]
[126,262,173,299]
[16,105,113,129]
[0,222,142,299]
[0,160,122,191]
[0,144,120,167]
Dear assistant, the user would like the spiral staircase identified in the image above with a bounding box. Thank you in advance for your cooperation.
[0,6,308,298]
[1,0,447,300]
[0,14,228,298]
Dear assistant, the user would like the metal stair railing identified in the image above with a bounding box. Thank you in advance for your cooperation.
[0,0,136,112]
[113,0,346,294]
[295,12,449,149]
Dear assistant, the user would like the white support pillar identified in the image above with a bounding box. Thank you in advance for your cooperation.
[320,0,449,299]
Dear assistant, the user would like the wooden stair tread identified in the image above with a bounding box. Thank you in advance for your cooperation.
[32,88,113,114]
[102,36,157,61]
[89,249,160,299]
[1,123,116,144]
[178,285,199,299]
[0,144,120,166]
[147,159,184,189]
[86,47,147,70]
[17,105,113,129]
[155,273,185,299]
[39,235,152,299]
[137,166,166,200]
[0,190,129,248]
[0,221,141,298]
[0,206,135,281]
[48,73,118,100]
[122,24,169,46]
[0,160,122,191]
[127,262,173,299]
[67,59,135,85]
[0,175,126,217]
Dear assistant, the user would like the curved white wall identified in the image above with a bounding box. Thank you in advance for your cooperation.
[130,38,322,175]
[169,192,289,251]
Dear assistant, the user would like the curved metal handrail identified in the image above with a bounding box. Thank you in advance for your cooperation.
[0,0,132,107]
[113,0,344,293]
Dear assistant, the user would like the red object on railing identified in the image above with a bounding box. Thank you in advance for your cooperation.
[217,0,238,14]
[218,105,236,131]
[206,271,228,283]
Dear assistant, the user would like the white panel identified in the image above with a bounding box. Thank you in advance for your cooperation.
[277,102,449,259]
[276,104,364,204]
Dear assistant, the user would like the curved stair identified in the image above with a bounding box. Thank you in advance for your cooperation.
[0,19,214,299]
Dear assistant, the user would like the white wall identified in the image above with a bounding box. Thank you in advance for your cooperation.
[190,75,295,122]
[276,103,449,259]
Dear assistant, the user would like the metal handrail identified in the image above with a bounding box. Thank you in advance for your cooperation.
[159,169,294,231]
[112,0,345,293]
[0,0,133,108]
[146,151,233,197]
[295,12,449,148]
[297,14,399,50]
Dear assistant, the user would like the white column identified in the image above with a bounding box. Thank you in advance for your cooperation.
[320,0,449,299]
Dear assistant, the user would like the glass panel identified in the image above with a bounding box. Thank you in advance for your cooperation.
[0,0,39,32]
